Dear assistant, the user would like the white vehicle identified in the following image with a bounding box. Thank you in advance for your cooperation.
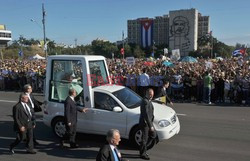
[43,55,180,147]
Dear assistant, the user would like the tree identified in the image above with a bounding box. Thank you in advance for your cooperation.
[133,45,145,58]
[91,39,118,58]
[212,38,234,58]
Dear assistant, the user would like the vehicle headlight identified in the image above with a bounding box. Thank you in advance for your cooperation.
[158,120,171,127]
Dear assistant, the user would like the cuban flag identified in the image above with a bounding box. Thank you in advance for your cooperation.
[141,20,153,48]
[232,48,246,57]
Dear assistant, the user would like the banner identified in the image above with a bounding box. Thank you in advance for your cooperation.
[141,20,153,48]
[170,49,180,61]
[126,57,135,66]
[205,61,213,69]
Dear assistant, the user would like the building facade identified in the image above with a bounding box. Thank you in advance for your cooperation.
[153,15,169,46]
[0,25,12,49]
[198,13,210,38]
[127,18,149,46]
[169,8,198,56]
[127,16,169,47]
[127,8,210,57]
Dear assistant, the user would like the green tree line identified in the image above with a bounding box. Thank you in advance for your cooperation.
[1,35,247,59]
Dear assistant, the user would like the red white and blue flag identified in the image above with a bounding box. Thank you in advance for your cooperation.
[232,48,246,57]
[141,20,153,48]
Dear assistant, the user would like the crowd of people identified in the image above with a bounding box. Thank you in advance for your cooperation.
[1,56,250,105]
[107,56,250,105]
[3,56,249,160]
[0,59,46,92]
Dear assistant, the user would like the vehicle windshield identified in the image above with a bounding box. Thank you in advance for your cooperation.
[113,87,142,109]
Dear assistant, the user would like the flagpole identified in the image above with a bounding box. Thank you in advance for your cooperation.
[122,30,124,59]
[19,35,23,60]
[42,3,47,58]
[153,40,155,56]
[0,49,3,60]
[210,30,213,58]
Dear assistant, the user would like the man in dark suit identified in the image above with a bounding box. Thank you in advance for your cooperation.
[24,84,43,113]
[9,93,36,154]
[155,80,173,106]
[139,88,156,160]
[96,129,128,161]
[61,88,88,148]
[23,84,43,145]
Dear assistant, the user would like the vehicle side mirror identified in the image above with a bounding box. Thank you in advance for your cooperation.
[113,106,122,112]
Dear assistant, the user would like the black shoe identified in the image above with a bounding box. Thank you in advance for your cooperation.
[34,140,40,145]
[9,147,14,154]
[60,140,66,148]
[140,155,150,160]
[70,143,79,148]
[26,150,36,154]
[140,152,149,156]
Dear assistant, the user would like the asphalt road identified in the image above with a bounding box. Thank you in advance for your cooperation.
[0,91,250,161]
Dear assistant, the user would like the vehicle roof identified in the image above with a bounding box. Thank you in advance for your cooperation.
[48,55,106,60]
[93,85,125,93]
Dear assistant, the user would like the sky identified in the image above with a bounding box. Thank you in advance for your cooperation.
[1,0,250,46]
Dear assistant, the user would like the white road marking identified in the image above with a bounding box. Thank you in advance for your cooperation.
[0,99,17,103]
[177,113,187,116]
[0,136,14,140]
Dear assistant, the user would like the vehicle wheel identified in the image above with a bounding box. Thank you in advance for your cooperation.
[130,126,156,149]
[52,117,66,138]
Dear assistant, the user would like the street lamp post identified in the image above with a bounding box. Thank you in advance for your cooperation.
[30,4,47,57]
[42,3,47,58]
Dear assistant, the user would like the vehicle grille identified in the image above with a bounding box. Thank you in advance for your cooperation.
[171,114,177,124]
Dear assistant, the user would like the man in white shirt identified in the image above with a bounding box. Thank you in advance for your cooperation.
[139,68,150,97]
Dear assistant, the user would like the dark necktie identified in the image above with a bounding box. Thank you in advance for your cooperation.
[114,148,120,161]
[24,104,32,118]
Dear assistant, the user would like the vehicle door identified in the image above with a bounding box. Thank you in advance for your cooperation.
[89,92,127,135]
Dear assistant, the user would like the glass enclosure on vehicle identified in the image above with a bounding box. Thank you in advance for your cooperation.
[88,60,109,87]
[49,60,84,106]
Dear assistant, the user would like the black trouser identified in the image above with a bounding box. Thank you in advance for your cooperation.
[140,125,156,156]
[10,127,34,151]
[62,124,77,145]
[33,128,37,143]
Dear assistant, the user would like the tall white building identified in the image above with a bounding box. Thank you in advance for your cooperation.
[0,24,12,49]
[127,8,210,57]
[169,8,198,56]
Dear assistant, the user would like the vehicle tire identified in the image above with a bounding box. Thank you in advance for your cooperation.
[130,125,156,150]
[52,117,66,138]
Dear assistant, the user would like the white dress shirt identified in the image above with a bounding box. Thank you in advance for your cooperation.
[21,102,32,116]
[26,93,34,108]
[110,144,121,161]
